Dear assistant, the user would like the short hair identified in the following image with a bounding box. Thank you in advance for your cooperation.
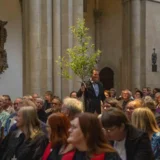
[36,97,44,104]
[3,95,11,101]
[23,95,33,101]
[53,96,62,104]
[45,91,53,96]
[142,96,156,113]
[104,90,111,97]
[122,89,132,97]
[63,97,83,119]
[91,68,99,74]
[101,108,130,128]
[132,107,160,133]
[19,106,40,139]
[103,98,122,110]
[127,99,143,109]
[48,113,70,148]
[70,91,77,97]
[76,113,115,154]
[135,90,143,98]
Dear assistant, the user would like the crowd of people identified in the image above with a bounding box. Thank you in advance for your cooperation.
[0,69,160,159]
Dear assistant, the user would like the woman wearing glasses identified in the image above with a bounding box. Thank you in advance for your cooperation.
[63,112,121,160]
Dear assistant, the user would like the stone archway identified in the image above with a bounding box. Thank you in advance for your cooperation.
[99,67,114,90]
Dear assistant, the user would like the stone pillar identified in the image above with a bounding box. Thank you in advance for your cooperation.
[40,0,53,94]
[23,0,42,95]
[52,0,62,97]
[121,0,132,90]
[131,0,141,91]
[52,0,83,98]
[22,0,53,96]
[72,0,83,92]
[95,0,101,51]
[28,0,42,94]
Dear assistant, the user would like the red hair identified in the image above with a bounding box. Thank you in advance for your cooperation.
[48,113,70,148]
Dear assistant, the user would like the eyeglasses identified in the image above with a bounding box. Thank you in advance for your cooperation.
[126,107,134,111]
[105,126,117,133]
[51,102,59,105]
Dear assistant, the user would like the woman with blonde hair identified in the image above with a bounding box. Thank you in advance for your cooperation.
[132,107,160,159]
[0,106,48,160]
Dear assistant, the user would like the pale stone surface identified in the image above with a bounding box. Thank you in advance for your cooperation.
[100,0,122,94]
[145,0,160,89]
[0,0,22,100]
[131,0,141,90]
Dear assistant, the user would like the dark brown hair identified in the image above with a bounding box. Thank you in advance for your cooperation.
[101,108,130,128]
[103,98,122,110]
[76,113,115,154]
[48,113,70,148]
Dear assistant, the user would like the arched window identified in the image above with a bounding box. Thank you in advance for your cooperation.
[99,67,114,90]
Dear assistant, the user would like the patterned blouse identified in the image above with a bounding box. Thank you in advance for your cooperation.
[0,110,10,127]
[151,132,160,160]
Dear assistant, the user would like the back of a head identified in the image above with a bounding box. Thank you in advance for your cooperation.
[63,97,83,119]
[127,99,143,109]
[21,99,37,109]
[48,112,70,147]
[101,108,129,129]
[104,98,122,110]
[76,112,115,154]
[19,106,40,138]
[132,107,159,133]
[143,96,156,113]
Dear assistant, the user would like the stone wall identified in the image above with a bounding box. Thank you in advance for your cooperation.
[0,0,22,100]
[145,0,160,89]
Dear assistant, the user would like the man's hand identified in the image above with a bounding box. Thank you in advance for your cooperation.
[81,86,85,92]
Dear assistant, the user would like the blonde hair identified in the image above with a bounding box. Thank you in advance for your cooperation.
[127,99,143,109]
[0,96,5,101]
[21,99,36,109]
[132,107,160,134]
[23,95,33,101]
[63,97,83,113]
[18,106,41,139]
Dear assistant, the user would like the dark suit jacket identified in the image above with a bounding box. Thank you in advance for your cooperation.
[125,124,153,160]
[77,80,105,114]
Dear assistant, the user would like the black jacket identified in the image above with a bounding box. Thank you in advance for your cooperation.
[0,130,48,160]
[77,80,105,114]
[125,124,153,160]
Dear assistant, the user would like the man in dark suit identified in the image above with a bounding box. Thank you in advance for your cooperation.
[77,69,105,114]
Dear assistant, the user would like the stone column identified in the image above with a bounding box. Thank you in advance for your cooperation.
[40,0,53,94]
[22,0,53,96]
[131,0,141,91]
[72,0,83,92]
[52,0,83,98]
[95,0,101,51]
[52,0,62,97]
[23,0,42,95]
[121,0,132,90]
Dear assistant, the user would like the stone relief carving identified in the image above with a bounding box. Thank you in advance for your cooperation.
[0,20,8,74]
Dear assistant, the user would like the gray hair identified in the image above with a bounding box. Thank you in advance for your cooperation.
[36,97,44,104]
[63,97,83,115]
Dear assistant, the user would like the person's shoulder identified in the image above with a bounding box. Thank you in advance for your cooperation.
[126,124,148,140]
